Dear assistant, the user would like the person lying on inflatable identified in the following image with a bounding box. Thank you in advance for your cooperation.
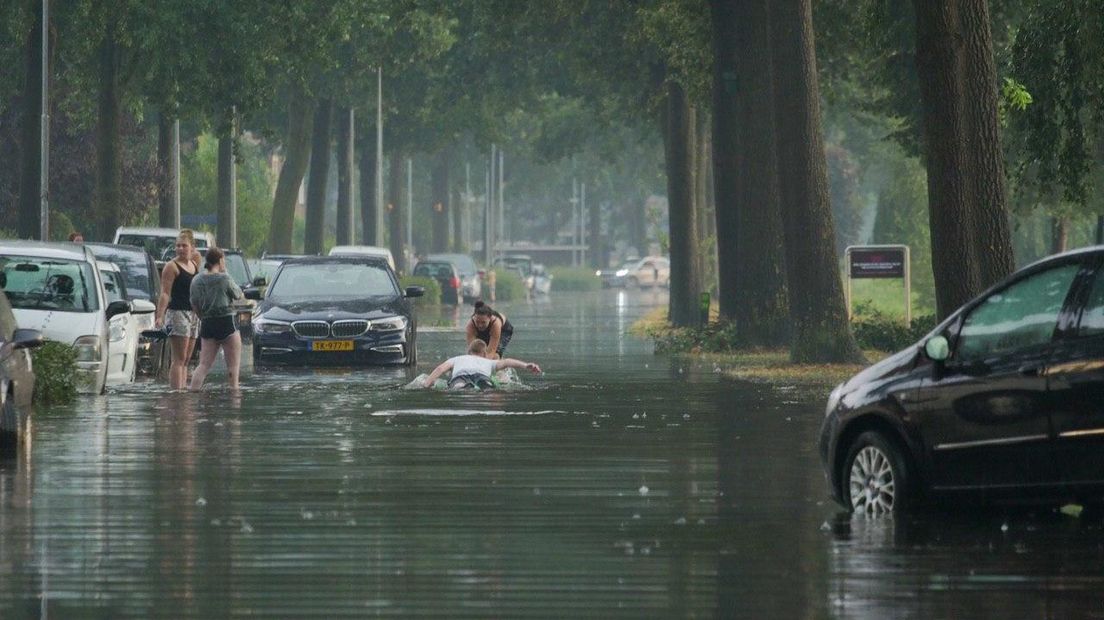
[422,339,542,390]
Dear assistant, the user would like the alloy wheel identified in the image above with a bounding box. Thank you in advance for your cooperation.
[849,445,896,516]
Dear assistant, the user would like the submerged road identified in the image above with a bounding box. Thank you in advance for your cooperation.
[1,290,1102,617]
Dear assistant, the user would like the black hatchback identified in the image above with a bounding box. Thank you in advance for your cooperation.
[821,247,1104,514]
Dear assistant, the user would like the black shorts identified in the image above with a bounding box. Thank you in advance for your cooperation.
[199,315,237,341]
[448,374,495,390]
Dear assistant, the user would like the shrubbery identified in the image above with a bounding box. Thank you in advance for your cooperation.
[495,271,527,301]
[550,267,600,292]
[851,303,937,353]
[399,276,443,305]
[31,341,78,405]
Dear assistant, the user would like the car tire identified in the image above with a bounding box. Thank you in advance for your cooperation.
[843,430,913,516]
[405,340,418,367]
[0,395,16,456]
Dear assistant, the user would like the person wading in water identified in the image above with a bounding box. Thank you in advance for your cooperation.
[155,229,202,389]
[465,300,514,360]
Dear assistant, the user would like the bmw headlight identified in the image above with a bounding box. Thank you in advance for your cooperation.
[255,318,291,334]
[74,335,102,362]
[109,318,127,343]
[370,316,408,332]
[615,269,628,277]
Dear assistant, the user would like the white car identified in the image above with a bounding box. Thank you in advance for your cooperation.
[0,241,139,394]
[114,226,215,264]
[98,261,156,385]
[328,245,396,271]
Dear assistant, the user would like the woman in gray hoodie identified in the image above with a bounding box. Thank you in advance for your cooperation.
[189,247,244,390]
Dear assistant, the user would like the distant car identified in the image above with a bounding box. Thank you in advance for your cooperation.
[97,260,155,385]
[0,290,44,448]
[254,253,305,284]
[821,246,1104,515]
[223,249,266,297]
[329,245,396,271]
[425,253,481,301]
[85,242,167,377]
[603,256,669,289]
[412,260,461,305]
[494,255,535,292]
[251,256,423,366]
[531,263,552,296]
[114,226,214,269]
[0,241,137,394]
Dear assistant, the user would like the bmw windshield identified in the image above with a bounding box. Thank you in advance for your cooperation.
[268,262,398,301]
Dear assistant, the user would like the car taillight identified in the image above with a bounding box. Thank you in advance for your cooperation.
[450,276,460,289]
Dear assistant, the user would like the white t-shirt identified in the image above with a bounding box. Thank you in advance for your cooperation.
[449,354,496,378]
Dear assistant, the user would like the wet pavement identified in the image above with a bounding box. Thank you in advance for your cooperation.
[1,290,1103,618]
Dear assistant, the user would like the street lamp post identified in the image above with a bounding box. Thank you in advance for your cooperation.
[375,67,384,247]
[39,0,50,240]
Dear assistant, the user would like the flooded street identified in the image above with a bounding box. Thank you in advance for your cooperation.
[2,291,1103,618]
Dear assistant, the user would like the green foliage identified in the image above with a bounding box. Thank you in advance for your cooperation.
[399,275,442,305]
[31,342,78,405]
[495,271,526,302]
[871,154,937,311]
[180,134,274,255]
[851,303,937,353]
[549,267,599,292]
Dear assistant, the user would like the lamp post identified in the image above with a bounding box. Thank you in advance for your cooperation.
[39,0,50,240]
[375,67,384,246]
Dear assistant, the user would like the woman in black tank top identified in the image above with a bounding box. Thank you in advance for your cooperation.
[155,230,202,389]
[465,301,514,359]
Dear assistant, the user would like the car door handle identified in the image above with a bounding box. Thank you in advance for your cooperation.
[1019,365,1041,377]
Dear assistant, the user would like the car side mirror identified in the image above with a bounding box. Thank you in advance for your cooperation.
[131,299,156,314]
[924,335,950,362]
[405,286,425,298]
[252,276,267,287]
[105,299,133,320]
[244,288,263,301]
[11,328,44,350]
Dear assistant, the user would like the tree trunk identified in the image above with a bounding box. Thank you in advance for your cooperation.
[268,92,314,254]
[336,106,354,246]
[157,112,175,228]
[17,5,46,239]
[630,199,647,256]
[452,182,465,252]
[959,0,1015,286]
[770,0,862,363]
[216,109,237,249]
[304,98,333,255]
[93,36,123,242]
[1051,216,1069,254]
[709,0,739,320]
[431,150,450,252]
[913,0,1012,318]
[663,81,703,328]
[357,129,377,245]
[588,189,601,270]
[388,153,407,274]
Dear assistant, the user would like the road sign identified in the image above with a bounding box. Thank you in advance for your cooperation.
[844,245,911,324]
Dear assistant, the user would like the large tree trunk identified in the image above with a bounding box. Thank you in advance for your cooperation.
[431,150,450,253]
[1051,216,1069,254]
[157,112,175,227]
[336,106,354,246]
[770,0,862,363]
[17,5,46,239]
[913,0,1013,318]
[304,98,333,255]
[663,81,703,328]
[959,0,1015,286]
[357,130,378,245]
[93,37,123,242]
[216,109,237,249]
[709,0,740,320]
[268,92,314,254]
[388,154,407,273]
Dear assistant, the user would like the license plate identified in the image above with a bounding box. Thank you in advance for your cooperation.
[311,340,354,352]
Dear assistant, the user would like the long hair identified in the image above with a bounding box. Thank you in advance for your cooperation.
[204,246,225,271]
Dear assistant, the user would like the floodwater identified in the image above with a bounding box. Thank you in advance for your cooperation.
[2,290,1103,618]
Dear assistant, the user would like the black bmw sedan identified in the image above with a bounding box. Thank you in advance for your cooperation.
[250,256,423,366]
[821,246,1104,515]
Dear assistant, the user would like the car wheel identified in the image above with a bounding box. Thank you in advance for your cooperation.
[843,431,912,516]
[0,395,16,455]
[405,340,418,367]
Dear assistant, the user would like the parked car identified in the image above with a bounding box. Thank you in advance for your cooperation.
[223,249,266,297]
[412,260,461,304]
[250,256,423,366]
[494,255,535,293]
[0,290,43,447]
[114,227,214,269]
[97,260,156,385]
[820,246,1104,515]
[85,242,167,377]
[0,242,136,394]
[254,253,305,284]
[425,253,481,301]
[329,245,396,271]
[531,263,553,296]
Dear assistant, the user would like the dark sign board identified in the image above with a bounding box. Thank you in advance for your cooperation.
[850,247,906,279]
